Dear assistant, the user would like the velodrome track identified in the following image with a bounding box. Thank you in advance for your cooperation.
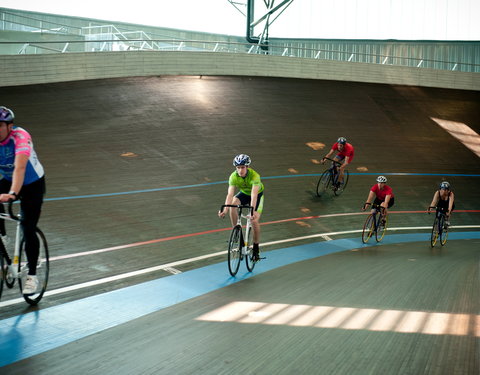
[0,76,479,374]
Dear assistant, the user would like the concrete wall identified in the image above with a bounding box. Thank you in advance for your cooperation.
[0,51,479,90]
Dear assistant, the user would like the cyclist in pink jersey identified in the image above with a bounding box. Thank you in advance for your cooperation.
[0,106,46,296]
[362,176,395,220]
[321,137,354,186]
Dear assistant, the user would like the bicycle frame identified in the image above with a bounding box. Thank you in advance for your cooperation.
[220,204,256,276]
[233,205,253,257]
[0,211,24,280]
[429,206,448,247]
[362,203,388,243]
[316,157,349,197]
[0,200,49,305]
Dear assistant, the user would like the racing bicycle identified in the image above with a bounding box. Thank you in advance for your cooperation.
[362,202,388,243]
[429,206,449,247]
[0,200,49,305]
[220,204,259,276]
[316,157,349,197]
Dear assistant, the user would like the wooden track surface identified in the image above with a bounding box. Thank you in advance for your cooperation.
[0,76,479,374]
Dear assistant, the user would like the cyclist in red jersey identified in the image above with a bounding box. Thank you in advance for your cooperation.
[321,137,354,186]
[362,176,395,219]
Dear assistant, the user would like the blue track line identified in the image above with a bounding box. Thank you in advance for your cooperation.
[45,172,480,202]
[1,231,479,368]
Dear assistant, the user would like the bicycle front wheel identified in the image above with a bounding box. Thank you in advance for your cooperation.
[430,216,439,247]
[316,170,331,197]
[440,216,448,246]
[0,252,4,300]
[375,214,388,242]
[245,226,256,272]
[227,225,242,276]
[362,214,375,243]
[18,228,49,306]
[334,170,349,196]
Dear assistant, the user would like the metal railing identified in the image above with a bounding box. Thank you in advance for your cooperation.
[1,9,479,73]
[1,38,479,73]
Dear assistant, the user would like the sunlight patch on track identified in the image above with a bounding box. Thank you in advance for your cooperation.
[196,301,480,337]
[431,117,480,157]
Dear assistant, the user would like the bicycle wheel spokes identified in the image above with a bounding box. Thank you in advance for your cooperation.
[334,170,349,196]
[245,227,256,272]
[362,214,375,244]
[430,217,439,247]
[376,214,388,242]
[227,225,242,276]
[19,229,49,305]
[316,170,331,197]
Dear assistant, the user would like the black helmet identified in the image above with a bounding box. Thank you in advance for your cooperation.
[337,137,347,144]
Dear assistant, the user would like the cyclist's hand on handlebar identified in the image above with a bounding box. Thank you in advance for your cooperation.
[0,193,16,203]
[218,209,226,218]
[321,157,326,164]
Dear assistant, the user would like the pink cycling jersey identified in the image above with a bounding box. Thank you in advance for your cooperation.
[0,126,44,185]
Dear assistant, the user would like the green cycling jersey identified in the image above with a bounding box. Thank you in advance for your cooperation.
[229,168,264,195]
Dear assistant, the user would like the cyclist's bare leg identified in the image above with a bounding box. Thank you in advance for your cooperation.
[229,197,241,227]
[380,203,388,223]
[445,212,451,226]
[333,155,345,183]
[338,166,345,183]
[251,212,261,244]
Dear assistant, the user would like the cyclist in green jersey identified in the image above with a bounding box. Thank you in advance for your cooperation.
[218,154,264,261]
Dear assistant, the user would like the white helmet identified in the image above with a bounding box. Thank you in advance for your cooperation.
[376,175,387,183]
[233,154,251,166]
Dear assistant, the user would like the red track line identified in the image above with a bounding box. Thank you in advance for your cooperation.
[50,209,480,261]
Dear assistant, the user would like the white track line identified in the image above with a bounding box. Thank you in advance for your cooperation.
[1,225,478,308]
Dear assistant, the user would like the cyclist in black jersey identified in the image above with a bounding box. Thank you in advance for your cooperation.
[428,181,455,226]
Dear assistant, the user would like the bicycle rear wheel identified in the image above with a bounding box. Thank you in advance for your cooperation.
[440,216,448,246]
[227,225,242,276]
[316,170,331,197]
[0,253,4,300]
[362,214,375,243]
[18,228,49,305]
[245,226,256,272]
[375,214,388,242]
[430,216,439,247]
[334,170,349,196]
